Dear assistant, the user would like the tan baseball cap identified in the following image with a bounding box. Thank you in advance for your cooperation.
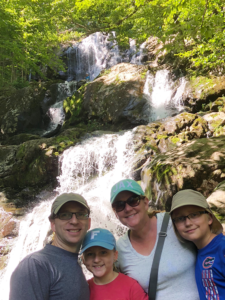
[170,189,223,235]
[50,193,90,218]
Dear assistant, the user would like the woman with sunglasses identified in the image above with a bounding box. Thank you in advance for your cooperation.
[110,179,200,300]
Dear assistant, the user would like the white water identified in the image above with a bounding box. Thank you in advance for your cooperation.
[43,81,77,135]
[143,69,186,122]
[66,32,122,82]
[0,131,134,300]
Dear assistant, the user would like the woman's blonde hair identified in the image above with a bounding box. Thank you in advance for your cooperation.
[147,206,162,218]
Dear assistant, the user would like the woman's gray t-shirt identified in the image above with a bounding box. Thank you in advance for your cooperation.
[116,212,199,300]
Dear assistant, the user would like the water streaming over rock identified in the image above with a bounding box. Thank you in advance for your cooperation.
[42,81,77,136]
[143,69,186,122]
[0,131,134,300]
[64,32,123,82]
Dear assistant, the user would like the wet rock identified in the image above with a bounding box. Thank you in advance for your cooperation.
[207,181,225,221]
[189,117,208,138]
[0,207,18,238]
[0,127,86,205]
[82,63,149,128]
[203,112,225,132]
[184,76,225,112]
[1,133,40,145]
[141,136,225,210]
[208,97,225,112]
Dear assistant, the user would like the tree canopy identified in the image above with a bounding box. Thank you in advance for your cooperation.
[0,0,224,88]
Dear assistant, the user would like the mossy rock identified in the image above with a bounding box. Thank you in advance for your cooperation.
[0,127,86,205]
[1,133,40,145]
[203,112,225,132]
[82,63,149,128]
[141,136,225,210]
[189,117,208,138]
[184,76,225,112]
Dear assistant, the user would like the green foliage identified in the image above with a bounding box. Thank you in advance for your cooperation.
[63,92,83,124]
[12,78,29,89]
[68,0,225,74]
[87,119,104,131]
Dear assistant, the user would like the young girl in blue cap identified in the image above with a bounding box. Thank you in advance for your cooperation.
[80,228,148,300]
[170,189,225,300]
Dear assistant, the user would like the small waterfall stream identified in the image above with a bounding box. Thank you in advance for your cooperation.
[0,131,134,300]
[144,70,186,122]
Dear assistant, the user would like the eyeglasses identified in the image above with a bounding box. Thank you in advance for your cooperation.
[112,195,145,212]
[172,211,208,224]
[55,212,89,220]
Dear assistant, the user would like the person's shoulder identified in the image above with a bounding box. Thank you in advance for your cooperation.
[116,231,129,247]
[18,245,54,267]
[117,273,137,285]
[217,233,225,250]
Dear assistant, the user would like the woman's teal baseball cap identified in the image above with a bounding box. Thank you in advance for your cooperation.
[110,179,145,204]
[80,228,116,254]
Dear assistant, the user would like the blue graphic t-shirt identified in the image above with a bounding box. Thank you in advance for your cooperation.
[196,233,225,300]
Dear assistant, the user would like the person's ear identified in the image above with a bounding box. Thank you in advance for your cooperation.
[208,213,213,226]
[88,218,91,230]
[50,219,56,233]
[81,254,85,264]
[144,196,149,208]
[114,250,118,262]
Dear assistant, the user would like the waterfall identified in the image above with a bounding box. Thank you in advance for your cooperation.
[65,32,122,82]
[42,81,77,136]
[143,70,186,122]
[0,130,134,300]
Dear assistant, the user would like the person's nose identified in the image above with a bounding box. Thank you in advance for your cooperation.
[69,213,79,224]
[93,254,101,263]
[123,202,133,213]
[184,216,193,226]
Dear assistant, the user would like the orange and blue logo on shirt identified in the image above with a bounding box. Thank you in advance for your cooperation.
[203,257,215,269]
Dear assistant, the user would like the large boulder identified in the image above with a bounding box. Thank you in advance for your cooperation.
[82,63,149,128]
[0,127,86,206]
[183,76,225,112]
[141,136,225,210]
[207,181,225,221]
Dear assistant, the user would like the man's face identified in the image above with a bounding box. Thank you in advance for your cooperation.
[50,201,91,252]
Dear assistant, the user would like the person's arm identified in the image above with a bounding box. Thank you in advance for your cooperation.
[9,256,50,300]
[130,280,149,300]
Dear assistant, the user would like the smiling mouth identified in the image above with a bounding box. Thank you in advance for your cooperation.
[93,265,104,269]
[126,213,137,219]
[186,228,196,233]
[67,229,81,233]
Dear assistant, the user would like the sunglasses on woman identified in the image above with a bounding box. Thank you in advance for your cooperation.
[112,195,145,212]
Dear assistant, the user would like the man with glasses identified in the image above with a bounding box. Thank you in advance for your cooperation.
[9,193,91,300]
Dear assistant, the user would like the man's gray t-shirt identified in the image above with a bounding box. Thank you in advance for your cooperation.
[117,213,200,300]
[9,244,89,300]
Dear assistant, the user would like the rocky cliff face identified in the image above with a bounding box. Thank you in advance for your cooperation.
[1,59,225,218]
[82,63,149,127]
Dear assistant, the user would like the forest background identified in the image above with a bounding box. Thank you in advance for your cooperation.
[1,0,224,89]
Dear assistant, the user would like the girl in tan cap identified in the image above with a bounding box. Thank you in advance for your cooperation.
[170,189,225,300]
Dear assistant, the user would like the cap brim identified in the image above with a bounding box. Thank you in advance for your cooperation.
[170,201,206,214]
[54,199,90,215]
[80,242,115,254]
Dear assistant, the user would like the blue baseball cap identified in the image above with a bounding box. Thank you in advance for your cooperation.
[80,228,116,254]
[110,179,145,204]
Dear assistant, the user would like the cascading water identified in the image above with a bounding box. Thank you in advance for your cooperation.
[65,32,122,82]
[42,81,77,136]
[143,69,186,122]
[0,131,134,300]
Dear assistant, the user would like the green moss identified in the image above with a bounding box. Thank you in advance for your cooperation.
[157,134,168,140]
[16,144,25,160]
[170,136,181,144]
